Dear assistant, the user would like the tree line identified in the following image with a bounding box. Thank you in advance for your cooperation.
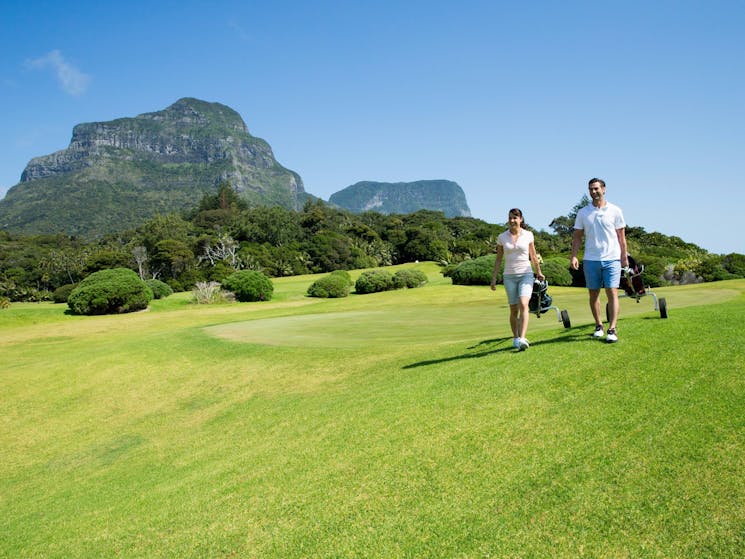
[1,183,743,303]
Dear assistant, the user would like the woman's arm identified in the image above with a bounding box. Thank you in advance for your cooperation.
[529,242,544,280]
[490,245,504,291]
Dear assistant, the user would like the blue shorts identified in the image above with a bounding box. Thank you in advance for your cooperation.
[503,273,534,305]
[583,260,621,290]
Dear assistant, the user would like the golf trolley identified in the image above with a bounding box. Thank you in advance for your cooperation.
[607,255,668,319]
[529,278,571,328]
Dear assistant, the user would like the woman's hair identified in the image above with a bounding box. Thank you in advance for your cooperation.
[508,208,527,229]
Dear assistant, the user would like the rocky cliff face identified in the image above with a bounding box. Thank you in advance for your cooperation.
[329,180,471,218]
[0,98,306,236]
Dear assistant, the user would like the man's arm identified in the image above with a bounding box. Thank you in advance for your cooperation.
[570,229,583,270]
[616,228,628,268]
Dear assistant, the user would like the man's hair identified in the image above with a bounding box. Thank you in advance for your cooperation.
[588,177,606,188]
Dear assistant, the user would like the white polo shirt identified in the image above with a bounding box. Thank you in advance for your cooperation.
[574,202,625,261]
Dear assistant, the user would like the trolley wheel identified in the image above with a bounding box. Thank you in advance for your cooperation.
[561,309,571,328]
[659,297,668,319]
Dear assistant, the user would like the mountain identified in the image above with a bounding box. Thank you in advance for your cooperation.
[329,180,471,218]
[0,98,307,237]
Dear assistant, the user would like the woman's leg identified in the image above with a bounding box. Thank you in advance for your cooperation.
[509,304,520,338]
[517,295,531,339]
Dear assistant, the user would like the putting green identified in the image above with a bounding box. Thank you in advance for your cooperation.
[204,306,505,348]
[204,285,740,348]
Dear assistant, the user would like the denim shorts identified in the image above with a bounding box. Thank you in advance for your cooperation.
[503,273,535,305]
[583,260,621,290]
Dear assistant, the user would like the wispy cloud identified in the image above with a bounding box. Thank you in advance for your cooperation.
[27,50,91,96]
[228,20,252,42]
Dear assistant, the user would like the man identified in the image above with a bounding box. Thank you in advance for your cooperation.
[570,178,628,343]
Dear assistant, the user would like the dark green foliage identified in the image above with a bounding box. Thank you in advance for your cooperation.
[305,230,376,273]
[540,257,573,286]
[392,269,428,289]
[67,268,153,315]
[196,181,249,213]
[84,249,132,274]
[449,255,496,286]
[145,279,173,299]
[307,274,351,298]
[355,270,395,294]
[221,270,273,302]
[52,283,77,304]
[694,255,739,282]
[636,255,668,287]
[2,191,742,300]
[722,253,745,277]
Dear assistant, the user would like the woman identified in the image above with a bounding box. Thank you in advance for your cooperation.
[490,208,544,350]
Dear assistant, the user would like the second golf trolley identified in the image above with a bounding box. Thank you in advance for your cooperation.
[607,255,668,320]
[529,278,571,329]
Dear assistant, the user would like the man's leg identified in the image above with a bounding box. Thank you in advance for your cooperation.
[606,287,619,331]
[589,289,603,327]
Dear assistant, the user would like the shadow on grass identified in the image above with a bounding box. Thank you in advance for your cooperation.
[402,328,599,369]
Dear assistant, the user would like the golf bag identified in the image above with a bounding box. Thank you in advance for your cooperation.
[528,278,553,314]
[620,255,645,297]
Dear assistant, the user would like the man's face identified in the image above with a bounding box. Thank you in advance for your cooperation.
[588,182,605,201]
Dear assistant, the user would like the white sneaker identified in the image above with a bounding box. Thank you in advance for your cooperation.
[593,325,605,338]
[606,328,618,343]
[513,338,520,348]
[518,338,529,351]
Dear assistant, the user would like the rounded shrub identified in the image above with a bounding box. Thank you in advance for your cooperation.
[221,270,274,302]
[355,270,394,294]
[329,269,353,286]
[67,268,153,315]
[541,257,573,286]
[307,274,351,298]
[52,283,78,304]
[145,278,173,299]
[449,255,495,286]
[392,269,428,289]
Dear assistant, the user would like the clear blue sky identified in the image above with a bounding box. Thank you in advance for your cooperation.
[1,0,743,254]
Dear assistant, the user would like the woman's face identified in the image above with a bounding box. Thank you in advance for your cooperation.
[508,213,522,227]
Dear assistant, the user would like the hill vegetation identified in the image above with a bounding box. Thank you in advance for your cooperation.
[1,183,743,304]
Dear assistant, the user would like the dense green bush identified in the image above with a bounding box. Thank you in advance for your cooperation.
[392,269,428,289]
[145,278,173,299]
[307,274,351,298]
[67,268,153,315]
[329,269,353,286]
[221,270,273,302]
[449,255,495,285]
[355,270,394,294]
[52,283,77,304]
[636,255,668,287]
[541,257,573,286]
[722,253,745,277]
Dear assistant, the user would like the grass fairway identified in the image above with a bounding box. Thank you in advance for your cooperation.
[1,263,744,558]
